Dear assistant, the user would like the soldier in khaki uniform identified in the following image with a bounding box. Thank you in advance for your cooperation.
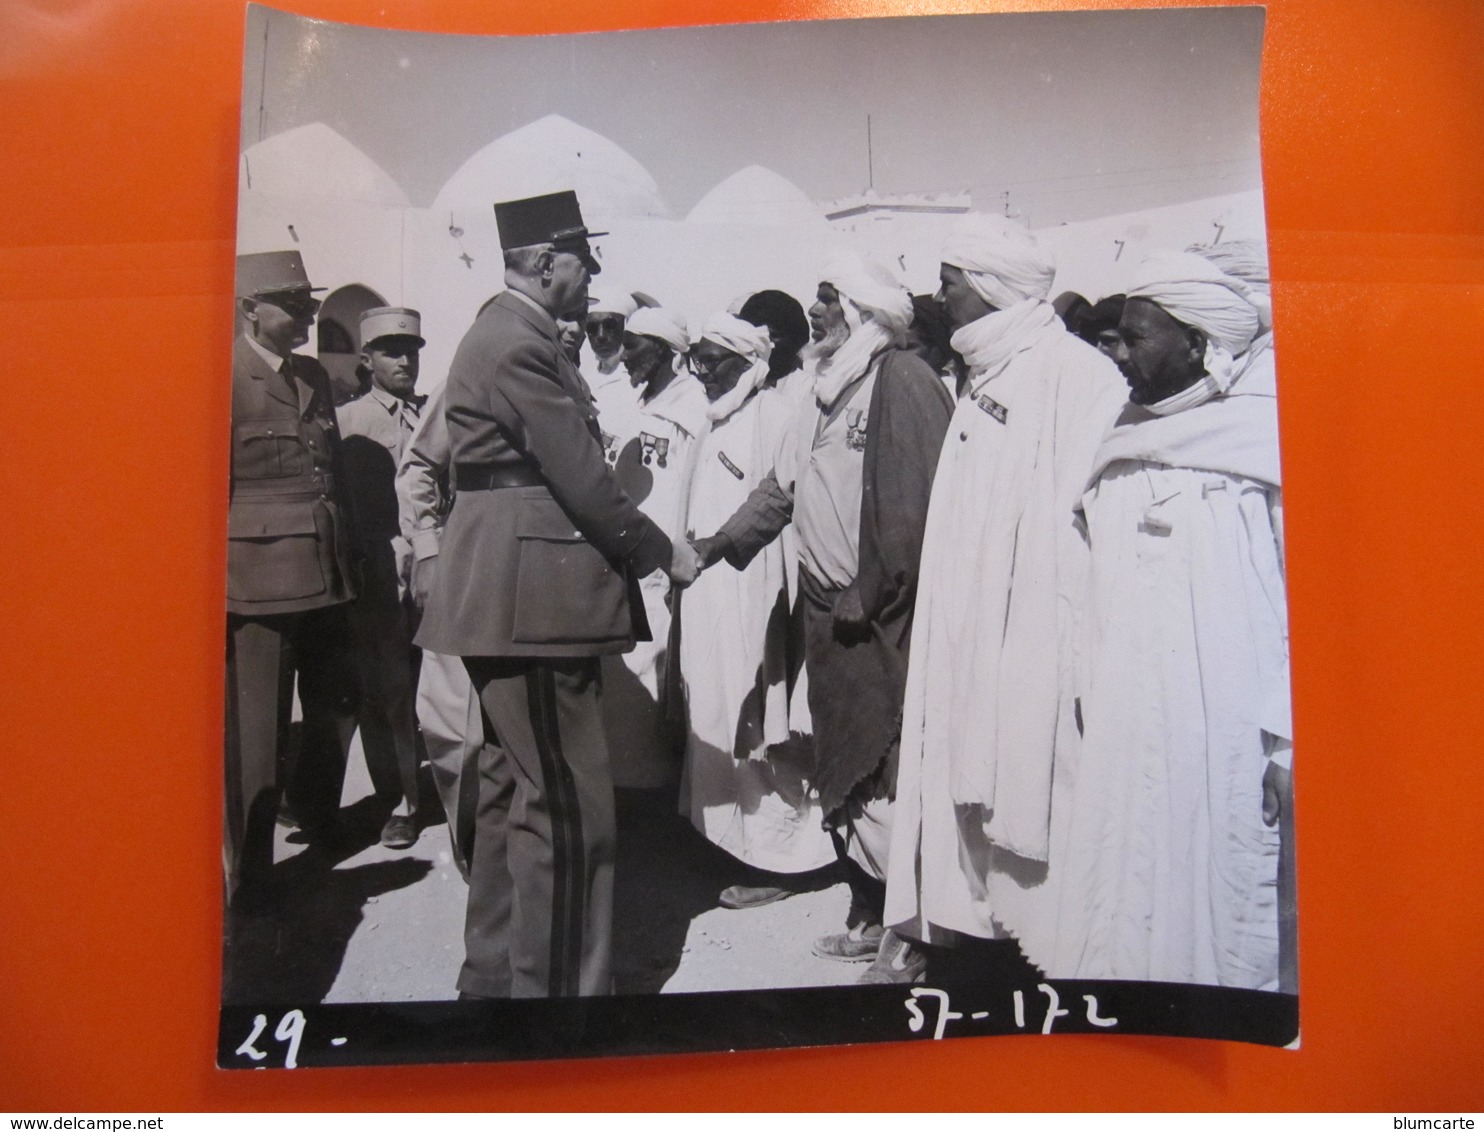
[417,192,701,998]
[337,307,428,849]
[225,250,358,912]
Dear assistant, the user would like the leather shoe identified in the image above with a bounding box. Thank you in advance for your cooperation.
[857,928,927,985]
[380,812,418,850]
[812,922,884,962]
[719,883,793,909]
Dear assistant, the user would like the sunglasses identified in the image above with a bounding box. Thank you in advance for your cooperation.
[256,292,322,319]
[689,350,735,376]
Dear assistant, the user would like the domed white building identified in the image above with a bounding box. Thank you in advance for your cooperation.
[432,114,670,223]
[686,165,824,226]
[239,122,410,207]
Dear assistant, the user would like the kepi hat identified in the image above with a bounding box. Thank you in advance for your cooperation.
[359,306,425,349]
[236,250,325,297]
[494,190,605,273]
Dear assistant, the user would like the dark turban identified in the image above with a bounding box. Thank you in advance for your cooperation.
[739,289,809,384]
[1076,294,1126,344]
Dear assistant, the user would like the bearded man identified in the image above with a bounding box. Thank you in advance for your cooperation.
[883,214,1126,970]
[678,314,837,893]
[693,255,952,982]
[1046,251,1290,991]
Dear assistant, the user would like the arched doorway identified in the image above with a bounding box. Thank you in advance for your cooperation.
[318,283,387,404]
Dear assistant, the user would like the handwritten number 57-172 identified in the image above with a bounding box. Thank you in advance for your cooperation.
[905,985,1118,1039]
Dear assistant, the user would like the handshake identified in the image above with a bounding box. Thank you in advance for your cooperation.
[666,533,729,588]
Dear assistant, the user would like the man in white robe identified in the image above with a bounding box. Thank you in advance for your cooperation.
[599,307,710,788]
[1046,251,1291,990]
[583,284,641,436]
[883,214,1127,966]
[1184,238,1295,989]
[679,314,836,888]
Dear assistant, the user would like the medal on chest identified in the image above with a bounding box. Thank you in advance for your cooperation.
[639,432,669,468]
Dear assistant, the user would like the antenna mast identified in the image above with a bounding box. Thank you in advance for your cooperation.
[867,115,874,191]
[256,15,270,143]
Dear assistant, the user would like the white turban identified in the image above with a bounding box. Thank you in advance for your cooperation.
[625,307,690,356]
[697,312,773,422]
[1185,239,1269,292]
[809,253,911,408]
[1126,251,1262,358]
[1186,239,1272,332]
[587,284,638,319]
[941,213,1056,311]
[697,312,772,362]
[1125,250,1264,406]
[820,253,914,334]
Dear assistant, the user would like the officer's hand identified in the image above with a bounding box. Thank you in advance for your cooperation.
[668,539,703,588]
[690,534,729,570]
[411,555,438,611]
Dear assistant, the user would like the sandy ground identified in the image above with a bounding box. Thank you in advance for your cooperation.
[223,734,868,1004]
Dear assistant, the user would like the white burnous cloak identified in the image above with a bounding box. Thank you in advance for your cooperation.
[601,365,710,787]
[883,298,1125,953]
[679,321,833,874]
[1046,340,1288,989]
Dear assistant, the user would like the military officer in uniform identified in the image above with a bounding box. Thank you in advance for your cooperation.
[416,191,701,998]
[226,250,358,912]
[337,307,428,850]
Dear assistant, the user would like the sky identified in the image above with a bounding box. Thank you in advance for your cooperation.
[241,4,1266,228]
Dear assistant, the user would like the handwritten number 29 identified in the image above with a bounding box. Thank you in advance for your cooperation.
[235,1008,306,1069]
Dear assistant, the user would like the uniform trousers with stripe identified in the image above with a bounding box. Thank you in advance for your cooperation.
[458,656,615,998]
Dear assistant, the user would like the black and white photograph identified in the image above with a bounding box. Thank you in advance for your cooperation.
[220,2,1297,1067]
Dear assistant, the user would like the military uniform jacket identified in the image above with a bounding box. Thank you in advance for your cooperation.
[415,290,672,659]
[337,384,424,557]
[227,334,357,617]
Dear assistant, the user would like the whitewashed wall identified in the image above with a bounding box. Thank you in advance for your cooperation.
[235,186,1268,394]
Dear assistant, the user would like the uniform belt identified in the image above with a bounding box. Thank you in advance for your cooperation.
[453,465,544,491]
[232,474,336,500]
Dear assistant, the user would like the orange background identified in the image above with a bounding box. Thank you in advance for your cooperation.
[1,0,1481,1112]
